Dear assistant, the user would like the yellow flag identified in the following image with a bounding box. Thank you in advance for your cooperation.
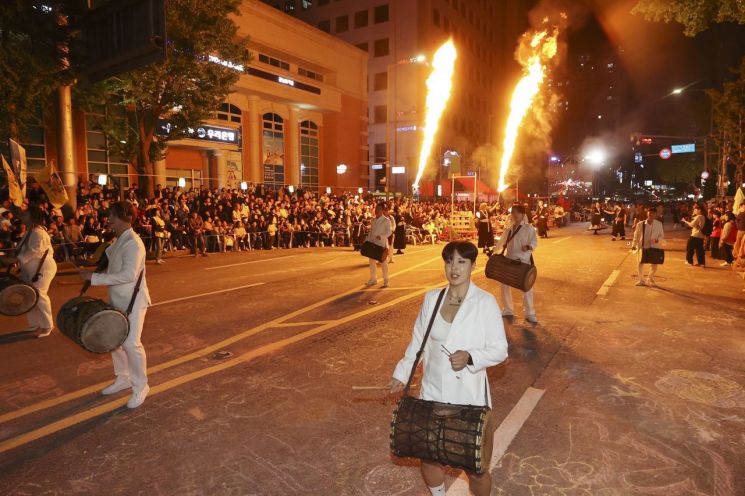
[36,160,69,208]
[2,154,24,207]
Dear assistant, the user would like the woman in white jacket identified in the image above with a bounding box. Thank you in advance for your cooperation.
[389,241,508,496]
[631,206,664,286]
[2,205,58,337]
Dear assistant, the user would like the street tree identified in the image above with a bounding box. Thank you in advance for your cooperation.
[708,57,745,193]
[77,0,249,197]
[632,0,745,37]
[0,1,76,144]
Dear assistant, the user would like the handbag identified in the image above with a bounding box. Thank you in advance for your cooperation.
[640,221,665,265]
[390,289,495,473]
[361,240,387,262]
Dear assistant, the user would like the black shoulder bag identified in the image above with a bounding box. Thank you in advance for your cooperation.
[640,222,665,265]
[390,289,496,474]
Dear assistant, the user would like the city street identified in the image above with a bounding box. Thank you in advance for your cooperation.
[1,223,744,495]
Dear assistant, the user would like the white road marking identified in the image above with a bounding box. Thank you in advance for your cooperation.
[550,236,571,244]
[596,269,620,296]
[151,283,265,307]
[446,387,545,495]
[204,255,298,270]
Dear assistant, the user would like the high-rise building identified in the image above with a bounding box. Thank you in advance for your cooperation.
[264,0,527,193]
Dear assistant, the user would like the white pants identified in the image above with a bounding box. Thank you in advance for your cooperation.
[638,263,658,282]
[500,283,535,318]
[21,262,56,329]
[111,305,148,389]
[369,258,389,283]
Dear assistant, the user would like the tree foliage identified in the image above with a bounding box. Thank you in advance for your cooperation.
[0,1,77,142]
[631,0,745,37]
[76,0,249,196]
[708,57,745,189]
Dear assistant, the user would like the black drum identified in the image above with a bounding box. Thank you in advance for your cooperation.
[57,296,129,353]
[485,254,537,291]
[361,241,387,262]
[0,274,38,316]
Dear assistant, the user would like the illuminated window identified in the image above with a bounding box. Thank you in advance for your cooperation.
[300,120,319,190]
[262,113,285,188]
[85,111,129,188]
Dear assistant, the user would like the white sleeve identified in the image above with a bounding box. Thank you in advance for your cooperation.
[392,291,438,384]
[466,295,508,373]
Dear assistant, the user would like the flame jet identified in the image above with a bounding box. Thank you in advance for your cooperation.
[413,40,457,190]
[497,29,558,192]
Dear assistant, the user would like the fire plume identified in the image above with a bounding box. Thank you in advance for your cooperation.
[413,40,457,190]
[497,29,558,192]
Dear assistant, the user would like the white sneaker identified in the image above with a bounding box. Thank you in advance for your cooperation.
[382,281,389,288]
[101,377,132,395]
[646,279,657,287]
[127,384,150,409]
[365,279,377,286]
[526,316,539,325]
[720,262,731,266]
[156,259,165,264]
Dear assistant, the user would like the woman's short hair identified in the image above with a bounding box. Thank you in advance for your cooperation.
[25,205,46,226]
[109,200,135,223]
[512,204,526,215]
[442,241,478,263]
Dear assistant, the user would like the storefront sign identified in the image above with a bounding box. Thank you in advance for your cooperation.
[671,143,695,154]
[157,120,241,145]
[208,54,244,72]
[247,67,321,95]
[391,166,406,174]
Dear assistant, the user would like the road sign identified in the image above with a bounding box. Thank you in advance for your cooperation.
[659,148,672,160]
[671,143,695,154]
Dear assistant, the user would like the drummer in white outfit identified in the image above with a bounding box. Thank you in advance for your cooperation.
[80,201,151,409]
[2,206,58,337]
[494,204,539,325]
[365,202,392,288]
[390,241,508,496]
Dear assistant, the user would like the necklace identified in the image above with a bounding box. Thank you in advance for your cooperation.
[447,293,463,305]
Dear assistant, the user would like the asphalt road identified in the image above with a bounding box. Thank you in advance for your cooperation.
[1,222,744,495]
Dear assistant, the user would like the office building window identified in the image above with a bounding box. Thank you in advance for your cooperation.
[85,112,129,188]
[354,9,368,28]
[373,72,387,91]
[298,67,324,82]
[433,9,440,27]
[301,0,312,9]
[216,103,242,123]
[335,14,349,32]
[318,0,328,5]
[300,120,319,190]
[258,53,290,71]
[373,105,387,124]
[373,38,389,57]
[374,143,387,162]
[262,113,285,188]
[6,106,47,173]
[374,4,389,23]
[166,168,202,189]
[355,42,369,53]
[318,19,330,32]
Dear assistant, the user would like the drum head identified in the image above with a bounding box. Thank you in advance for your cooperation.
[79,310,130,353]
[525,267,538,291]
[0,283,39,316]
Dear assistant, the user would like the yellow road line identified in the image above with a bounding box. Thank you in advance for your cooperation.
[273,321,334,328]
[0,251,440,426]
[0,285,435,454]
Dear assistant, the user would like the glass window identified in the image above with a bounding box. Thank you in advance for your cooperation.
[373,72,387,91]
[300,120,319,190]
[373,38,389,57]
[355,42,368,53]
[335,14,349,32]
[373,143,387,162]
[318,19,330,33]
[216,102,242,123]
[302,0,312,10]
[373,105,387,124]
[3,106,47,173]
[318,0,328,5]
[354,9,368,28]
[374,4,389,23]
[85,112,130,188]
[262,113,285,188]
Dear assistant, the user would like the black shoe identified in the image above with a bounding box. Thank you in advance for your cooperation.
[396,250,404,255]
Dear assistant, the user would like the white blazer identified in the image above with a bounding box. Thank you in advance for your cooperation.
[494,219,538,264]
[392,283,508,407]
[632,219,665,262]
[91,228,151,312]
[367,215,392,248]
[17,226,57,284]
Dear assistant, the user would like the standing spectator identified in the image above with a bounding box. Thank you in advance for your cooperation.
[710,210,722,260]
[683,204,706,267]
[734,203,745,261]
[188,211,207,257]
[151,208,166,264]
[719,212,738,266]
[393,206,407,254]
[63,218,83,261]
[365,202,392,288]
[632,206,664,286]
[610,204,627,241]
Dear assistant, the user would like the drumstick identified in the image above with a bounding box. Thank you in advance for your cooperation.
[352,384,417,391]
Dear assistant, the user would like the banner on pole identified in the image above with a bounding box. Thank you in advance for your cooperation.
[9,139,27,197]
[36,160,69,208]
[2,154,24,207]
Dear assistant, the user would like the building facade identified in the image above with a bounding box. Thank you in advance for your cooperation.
[17,0,368,195]
[263,0,527,193]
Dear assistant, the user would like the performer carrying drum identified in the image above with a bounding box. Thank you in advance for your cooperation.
[389,241,508,496]
[365,202,391,288]
[0,205,57,337]
[476,202,497,256]
[494,205,539,325]
[79,200,152,409]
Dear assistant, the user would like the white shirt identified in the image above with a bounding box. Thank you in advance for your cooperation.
[91,228,151,312]
[494,219,538,264]
[366,215,392,248]
[17,226,57,282]
[392,284,508,407]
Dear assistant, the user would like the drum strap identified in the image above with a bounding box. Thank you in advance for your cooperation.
[126,269,145,316]
[499,225,522,256]
[403,289,446,397]
[31,250,49,283]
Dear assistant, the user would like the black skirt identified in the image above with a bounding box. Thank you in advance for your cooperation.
[394,225,406,249]
[477,221,493,248]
